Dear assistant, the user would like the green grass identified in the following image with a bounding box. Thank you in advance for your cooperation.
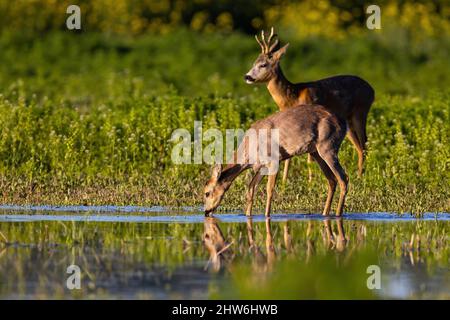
[0,30,449,213]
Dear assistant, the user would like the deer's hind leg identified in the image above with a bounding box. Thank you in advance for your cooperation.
[316,147,348,216]
[282,158,290,185]
[346,126,365,177]
[307,154,314,182]
[309,152,337,216]
[348,107,369,176]
[352,108,368,149]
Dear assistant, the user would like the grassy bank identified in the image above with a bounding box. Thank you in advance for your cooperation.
[0,31,449,213]
[0,92,448,213]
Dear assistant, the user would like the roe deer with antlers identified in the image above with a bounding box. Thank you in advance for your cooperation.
[245,28,374,183]
[203,104,348,217]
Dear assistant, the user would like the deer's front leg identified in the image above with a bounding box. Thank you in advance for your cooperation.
[245,170,262,216]
[264,172,278,217]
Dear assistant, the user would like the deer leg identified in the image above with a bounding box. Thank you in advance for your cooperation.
[282,158,290,185]
[306,221,314,262]
[265,217,276,268]
[307,154,313,182]
[283,222,292,252]
[347,127,364,177]
[264,172,278,217]
[310,152,337,216]
[245,170,263,216]
[323,219,335,246]
[317,149,348,217]
[350,111,369,176]
[335,218,347,251]
[353,110,368,148]
[246,217,256,249]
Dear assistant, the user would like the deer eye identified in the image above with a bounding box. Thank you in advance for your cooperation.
[205,192,211,197]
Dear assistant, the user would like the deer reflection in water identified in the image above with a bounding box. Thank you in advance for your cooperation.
[202,217,360,272]
[203,217,234,272]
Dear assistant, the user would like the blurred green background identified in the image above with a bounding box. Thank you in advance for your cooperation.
[1,0,450,96]
[0,0,448,213]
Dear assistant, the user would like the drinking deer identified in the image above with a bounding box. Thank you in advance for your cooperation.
[203,104,348,217]
[245,28,375,184]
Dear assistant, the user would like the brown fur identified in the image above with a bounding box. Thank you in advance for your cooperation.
[204,105,348,217]
[246,29,375,180]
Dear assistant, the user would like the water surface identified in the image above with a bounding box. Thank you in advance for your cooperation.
[0,207,448,299]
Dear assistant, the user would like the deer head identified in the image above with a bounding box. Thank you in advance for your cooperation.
[204,164,226,215]
[245,27,290,84]
[203,217,231,271]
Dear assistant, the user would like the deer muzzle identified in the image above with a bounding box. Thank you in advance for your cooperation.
[244,74,255,84]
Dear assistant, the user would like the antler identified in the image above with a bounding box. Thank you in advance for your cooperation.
[255,34,265,52]
[267,27,279,52]
[255,27,279,54]
[267,27,275,46]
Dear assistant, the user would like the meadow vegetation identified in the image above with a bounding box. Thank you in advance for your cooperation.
[0,1,449,214]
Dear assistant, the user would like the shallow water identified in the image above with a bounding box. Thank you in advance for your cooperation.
[0,206,448,299]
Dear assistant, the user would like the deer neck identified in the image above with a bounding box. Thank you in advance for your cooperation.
[267,65,298,111]
[218,163,247,191]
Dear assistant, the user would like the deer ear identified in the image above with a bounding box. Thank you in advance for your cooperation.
[211,164,222,181]
[272,43,289,61]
